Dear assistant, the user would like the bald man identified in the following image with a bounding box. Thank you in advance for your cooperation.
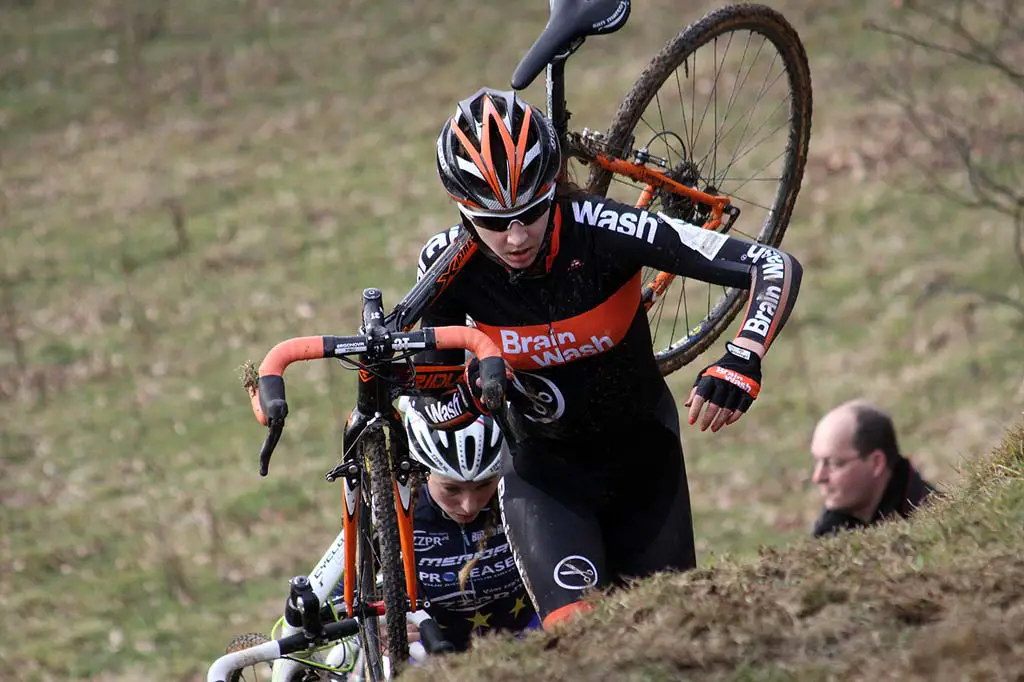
[810,400,936,538]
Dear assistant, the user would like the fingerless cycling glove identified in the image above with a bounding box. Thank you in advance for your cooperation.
[692,342,762,414]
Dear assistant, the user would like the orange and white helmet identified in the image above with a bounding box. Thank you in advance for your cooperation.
[436,87,561,213]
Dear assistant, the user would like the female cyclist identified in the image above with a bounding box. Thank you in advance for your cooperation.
[397,399,539,651]
[408,87,803,628]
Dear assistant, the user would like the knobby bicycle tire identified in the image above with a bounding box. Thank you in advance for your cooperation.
[224,632,271,682]
[357,463,386,682]
[584,3,813,375]
[365,425,411,677]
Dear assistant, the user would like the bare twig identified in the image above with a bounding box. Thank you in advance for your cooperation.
[864,0,1024,315]
[941,284,1024,317]
[0,276,27,371]
[865,23,1022,88]
[108,0,168,122]
[783,316,819,411]
[163,197,190,257]
[908,0,1024,89]
[206,496,222,576]
[1015,205,1024,274]
[152,515,197,605]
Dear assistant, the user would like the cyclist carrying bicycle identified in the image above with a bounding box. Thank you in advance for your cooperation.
[407,87,803,628]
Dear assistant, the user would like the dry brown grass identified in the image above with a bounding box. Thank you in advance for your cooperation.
[1,1,1021,680]
[403,421,1024,681]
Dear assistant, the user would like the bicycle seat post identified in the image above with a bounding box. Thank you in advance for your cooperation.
[547,55,570,143]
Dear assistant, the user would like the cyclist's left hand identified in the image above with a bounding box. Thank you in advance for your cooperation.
[685,341,762,432]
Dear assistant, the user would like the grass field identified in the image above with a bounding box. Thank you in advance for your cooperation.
[1,0,1021,680]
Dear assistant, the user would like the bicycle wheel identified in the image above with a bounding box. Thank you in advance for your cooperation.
[224,632,273,682]
[356,462,386,682]
[363,425,411,678]
[584,3,812,375]
[223,630,350,682]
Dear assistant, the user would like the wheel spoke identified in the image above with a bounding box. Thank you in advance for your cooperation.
[587,6,810,371]
[638,112,687,159]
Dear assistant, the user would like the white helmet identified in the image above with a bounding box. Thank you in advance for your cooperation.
[399,397,506,482]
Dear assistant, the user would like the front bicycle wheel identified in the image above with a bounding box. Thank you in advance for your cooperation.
[584,3,812,375]
[361,425,410,679]
[356,461,386,682]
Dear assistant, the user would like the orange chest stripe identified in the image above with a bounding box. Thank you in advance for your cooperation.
[474,272,641,370]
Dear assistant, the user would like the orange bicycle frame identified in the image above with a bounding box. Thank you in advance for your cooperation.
[589,153,733,310]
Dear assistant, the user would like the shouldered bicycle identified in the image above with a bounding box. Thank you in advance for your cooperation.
[208,1,811,679]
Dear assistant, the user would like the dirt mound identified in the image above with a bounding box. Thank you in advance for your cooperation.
[403,422,1024,681]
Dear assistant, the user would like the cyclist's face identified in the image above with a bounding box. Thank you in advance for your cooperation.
[427,474,499,524]
[474,208,551,270]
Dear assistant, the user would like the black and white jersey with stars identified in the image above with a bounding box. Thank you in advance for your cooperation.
[412,485,539,650]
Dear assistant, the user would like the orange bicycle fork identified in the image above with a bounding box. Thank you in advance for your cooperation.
[336,385,420,619]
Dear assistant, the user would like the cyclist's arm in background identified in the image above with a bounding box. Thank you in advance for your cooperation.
[405,228,479,430]
[574,196,803,356]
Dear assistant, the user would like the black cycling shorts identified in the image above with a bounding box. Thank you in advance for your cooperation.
[497,418,697,621]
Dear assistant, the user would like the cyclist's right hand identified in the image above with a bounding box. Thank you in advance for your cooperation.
[407,620,421,645]
[408,356,513,430]
[377,618,422,655]
[464,356,515,415]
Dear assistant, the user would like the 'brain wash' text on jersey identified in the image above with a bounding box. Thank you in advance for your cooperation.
[743,244,786,281]
[500,329,614,367]
[410,192,803,438]
[572,200,660,244]
[742,283,783,337]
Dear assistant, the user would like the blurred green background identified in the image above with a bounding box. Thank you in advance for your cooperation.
[1,0,1020,679]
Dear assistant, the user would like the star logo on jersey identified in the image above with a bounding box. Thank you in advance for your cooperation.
[510,596,528,618]
[568,258,583,271]
[466,610,492,629]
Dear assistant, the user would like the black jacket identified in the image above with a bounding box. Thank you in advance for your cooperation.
[812,457,937,538]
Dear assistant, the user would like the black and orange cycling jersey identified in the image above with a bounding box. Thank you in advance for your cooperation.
[411,191,802,441]
[409,190,802,623]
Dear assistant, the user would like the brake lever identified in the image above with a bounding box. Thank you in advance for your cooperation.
[492,400,528,450]
[256,374,290,476]
[476,356,508,413]
[259,419,284,476]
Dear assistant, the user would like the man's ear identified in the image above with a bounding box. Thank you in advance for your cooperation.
[869,449,888,477]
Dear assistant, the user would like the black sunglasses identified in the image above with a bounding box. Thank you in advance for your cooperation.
[458,188,554,232]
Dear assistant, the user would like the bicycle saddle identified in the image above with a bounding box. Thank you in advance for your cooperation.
[511,0,631,90]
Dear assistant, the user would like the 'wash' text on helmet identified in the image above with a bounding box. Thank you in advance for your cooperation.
[402,400,507,482]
